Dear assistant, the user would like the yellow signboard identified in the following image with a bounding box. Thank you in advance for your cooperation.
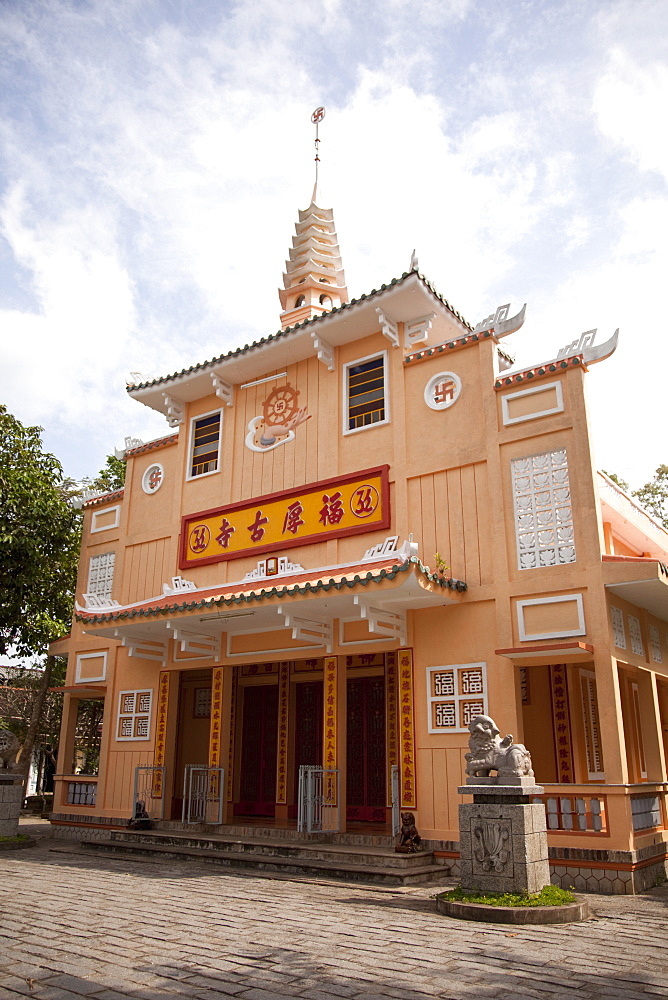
[180,465,390,568]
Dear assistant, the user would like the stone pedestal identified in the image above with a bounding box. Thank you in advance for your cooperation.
[458,777,550,894]
[0,777,24,837]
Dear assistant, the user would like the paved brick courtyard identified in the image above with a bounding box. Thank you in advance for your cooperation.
[1,831,668,1000]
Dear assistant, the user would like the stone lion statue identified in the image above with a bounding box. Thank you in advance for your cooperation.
[465,715,533,779]
[395,811,422,853]
[0,729,21,772]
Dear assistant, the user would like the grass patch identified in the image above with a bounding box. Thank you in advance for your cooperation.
[438,885,576,907]
[0,833,30,843]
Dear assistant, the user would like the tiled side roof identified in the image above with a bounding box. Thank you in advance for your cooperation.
[404,329,494,365]
[82,489,125,509]
[75,556,467,624]
[126,271,472,393]
[494,355,583,389]
[125,434,178,457]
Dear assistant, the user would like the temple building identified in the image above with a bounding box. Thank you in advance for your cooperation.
[50,139,668,893]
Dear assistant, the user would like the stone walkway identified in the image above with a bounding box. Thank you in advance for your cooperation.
[1,826,667,1000]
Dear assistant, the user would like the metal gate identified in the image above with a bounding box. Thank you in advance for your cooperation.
[181,765,224,825]
[391,764,400,836]
[132,766,165,821]
[297,765,340,833]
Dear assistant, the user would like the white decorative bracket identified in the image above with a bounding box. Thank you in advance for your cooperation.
[242,557,305,582]
[473,302,526,338]
[78,593,120,611]
[376,308,400,348]
[114,436,143,459]
[167,623,220,661]
[556,329,597,360]
[311,331,335,370]
[162,576,197,595]
[115,631,168,665]
[211,372,234,405]
[404,314,435,349]
[353,597,407,645]
[362,534,418,562]
[276,606,333,652]
[162,394,185,427]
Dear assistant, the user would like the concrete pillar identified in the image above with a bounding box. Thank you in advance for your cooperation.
[636,669,667,782]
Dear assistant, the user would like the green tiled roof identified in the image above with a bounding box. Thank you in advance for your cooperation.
[126,271,472,394]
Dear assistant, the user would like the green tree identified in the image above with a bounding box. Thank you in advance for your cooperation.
[633,465,668,529]
[602,470,630,493]
[0,405,81,779]
[87,453,126,492]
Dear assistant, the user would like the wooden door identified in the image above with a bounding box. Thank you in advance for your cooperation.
[291,681,323,813]
[346,676,387,822]
[236,684,278,816]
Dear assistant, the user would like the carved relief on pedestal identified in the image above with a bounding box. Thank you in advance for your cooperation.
[473,820,510,872]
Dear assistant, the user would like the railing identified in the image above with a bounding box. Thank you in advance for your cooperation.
[181,765,224,825]
[297,766,340,833]
[538,782,668,849]
[391,764,400,837]
[67,780,97,806]
[534,793,607,834]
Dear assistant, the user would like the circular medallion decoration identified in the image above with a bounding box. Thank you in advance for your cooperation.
[424,371,462,411]
[142,463,164,494]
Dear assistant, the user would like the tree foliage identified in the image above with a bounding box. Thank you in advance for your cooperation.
[87,453,126,492]
[0,405,81,659]
[633,465,668,529]
[602,470,630,493]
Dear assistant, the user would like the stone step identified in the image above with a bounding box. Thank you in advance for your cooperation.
[106,829,434,869]
[79,837,452,885]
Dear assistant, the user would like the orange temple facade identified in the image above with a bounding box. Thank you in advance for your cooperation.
[51,192,668,893]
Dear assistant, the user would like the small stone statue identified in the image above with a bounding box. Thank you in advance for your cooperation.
[0,730,21,772]
[395,811,422,853]
[465,715,534,779]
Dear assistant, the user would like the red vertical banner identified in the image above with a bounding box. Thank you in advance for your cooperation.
[323,655,338,804]
[385,651,398,806]
[276,661,290,804]
[399,648,416,809]
[153,670,170,798]
[550,663,574,783]
[226,666,238,802]
[209,667,223,767]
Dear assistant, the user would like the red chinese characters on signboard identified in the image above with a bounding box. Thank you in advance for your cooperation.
[153,670,170,798]
[399,649,416,809]
[550,664,573,783]
[323,656,338,804]
[276,662,290,804]
[209,667,223,768]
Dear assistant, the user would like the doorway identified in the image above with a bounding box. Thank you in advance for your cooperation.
[235,684,278,815]
[346,675,386,822]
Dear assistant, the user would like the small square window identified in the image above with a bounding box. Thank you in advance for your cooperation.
[427,663,488,734]
[344,353,388,433]
[189,411,221,478]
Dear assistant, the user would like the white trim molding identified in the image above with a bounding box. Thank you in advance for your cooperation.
[427,662,487,734]
[116,689,153,741]
[501,381,564,426]
[342,350,390,436]
[91,506,121,533]
[75,651,108,683]
[517,593,586,641]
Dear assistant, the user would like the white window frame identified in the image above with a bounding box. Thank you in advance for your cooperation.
[186,408,222,481]
[75,651,108,684]
[87,552,115,604]
[90,506,121,533]
[116,689,153,742]
[501,381,564,426]
[342,350,390,436]
[427,662,488,734]
[517,593,585,641]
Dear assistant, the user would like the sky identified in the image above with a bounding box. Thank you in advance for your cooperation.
[0,0,666,490]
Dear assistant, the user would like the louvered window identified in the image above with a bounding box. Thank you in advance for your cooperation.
[345,354,387,431]
[580,671,605,779]
[190,411,221,478]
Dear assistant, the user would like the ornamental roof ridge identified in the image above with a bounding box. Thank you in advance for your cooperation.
[126,271,472,394]
[74,555,467,624]
[494,355,584,389]
[125,433,179,457]
[81,488,125,509]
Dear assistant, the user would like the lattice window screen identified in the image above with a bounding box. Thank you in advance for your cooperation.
[512,449,575,570]
[87,552,115,602]
[628,616,644,657]
[580,672,605,779]
[427,664,487,733]
[117,689,153,741]
[611,606,626,649]
[649,625,662,663]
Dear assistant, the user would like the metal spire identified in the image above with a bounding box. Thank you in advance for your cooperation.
[311,106,325,204]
